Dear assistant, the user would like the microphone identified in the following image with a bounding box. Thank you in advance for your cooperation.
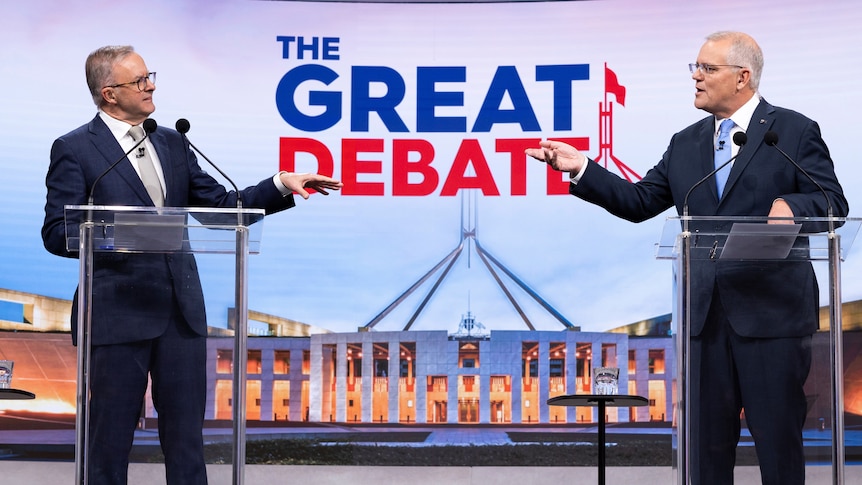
[88,118,157,205]
[682,131,748,216]
[764,130,834,226]
[175,118,242,208]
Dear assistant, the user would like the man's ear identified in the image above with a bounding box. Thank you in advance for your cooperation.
[737,69,751,90]
[101,87,116,104]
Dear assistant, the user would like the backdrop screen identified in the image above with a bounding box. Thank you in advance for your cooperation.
[1,0,860,334]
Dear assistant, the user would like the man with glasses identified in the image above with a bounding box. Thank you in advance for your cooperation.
[41,45,342,484]
[527,31,848,484]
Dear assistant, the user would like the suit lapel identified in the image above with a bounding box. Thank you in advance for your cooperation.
[719,100,775,204]
[88,116,154,206]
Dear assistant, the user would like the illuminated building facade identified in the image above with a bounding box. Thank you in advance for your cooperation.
[6,288,862,430]
[205,326,676,426]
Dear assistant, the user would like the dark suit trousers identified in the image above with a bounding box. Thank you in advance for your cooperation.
[88,300,207,485]
[691,289,811,485]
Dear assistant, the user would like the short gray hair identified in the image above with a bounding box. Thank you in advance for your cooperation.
[85,45,136,107]
[706,31,763,91]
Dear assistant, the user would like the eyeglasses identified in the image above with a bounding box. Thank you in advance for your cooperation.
[689,63,744,75]
[105,72,156,91]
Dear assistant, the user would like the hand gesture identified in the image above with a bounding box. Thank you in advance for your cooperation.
[279,172,343,199]
[525,140,587,174]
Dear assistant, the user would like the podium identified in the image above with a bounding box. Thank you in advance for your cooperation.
[65,205,265,485]
[656,215,861,485]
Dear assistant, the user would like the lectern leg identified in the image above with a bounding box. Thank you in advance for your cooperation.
[231,226,250,485]
[75,223,95,485]
[828,234,845,484]
[597,400,606,485]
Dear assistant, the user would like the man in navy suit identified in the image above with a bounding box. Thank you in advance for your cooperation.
[527,32,848,484]
[41,45,342,484]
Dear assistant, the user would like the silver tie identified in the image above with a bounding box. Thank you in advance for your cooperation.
[128,125,164,207]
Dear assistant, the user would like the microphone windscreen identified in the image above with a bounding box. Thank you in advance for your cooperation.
[175,118,191,134]
[142,118,158,134]
[763,131,779,146]
[732,131,748,146]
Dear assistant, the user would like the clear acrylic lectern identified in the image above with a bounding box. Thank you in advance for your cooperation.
[656,215,861,485]
[65,205,266,485]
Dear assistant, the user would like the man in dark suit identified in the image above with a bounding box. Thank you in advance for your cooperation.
[527,31,848,484]
[41,45,342,484]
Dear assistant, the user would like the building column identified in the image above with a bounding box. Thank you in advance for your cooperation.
[415,372,427,424]
[566,333,579,423]
[479,373,490,424]
[388,336,400,424]
[511,357,523,424]
[448,374,459,423]
[304,343,318,422]
[260,349,274,421]
[336,341,347,422]
[362,339,374,423]
[538,340,550,424]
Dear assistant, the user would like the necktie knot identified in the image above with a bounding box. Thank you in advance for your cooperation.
[129,125,145,142]
[716,119,734,151]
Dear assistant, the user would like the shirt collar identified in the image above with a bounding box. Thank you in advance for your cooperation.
[715,93,760,135]
[98,110,136,142]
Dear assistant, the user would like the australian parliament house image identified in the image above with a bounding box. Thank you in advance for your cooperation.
[185,198,677,427]
[1,286,676,427]
[211,314,675,426]
[6,287,862,431]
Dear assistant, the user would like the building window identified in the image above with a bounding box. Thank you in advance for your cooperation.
[274,351,290,375]
[459,341,480,368]
[490,376,509,392]
[217,350,233,374]
[248,350,262,374]
[428,376,448,392]
[347,344,362,378]
[462,375,475,392]
[399,342,416,377]
[522,341,538,377]
[0,300,33,324]
[374,343,389,379]
[549,359,563,377]
[648,349,665,374]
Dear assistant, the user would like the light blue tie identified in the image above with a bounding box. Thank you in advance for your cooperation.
[714,119,734,199]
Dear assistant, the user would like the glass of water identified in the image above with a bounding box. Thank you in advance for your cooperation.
[593,367,619,395]
[0,360,13,389]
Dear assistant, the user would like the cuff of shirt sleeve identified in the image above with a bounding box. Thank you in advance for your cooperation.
[274,171,291,196]
[569,158,590,185]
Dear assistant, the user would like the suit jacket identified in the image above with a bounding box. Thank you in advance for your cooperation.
[42,114,296,345]
[571,99,848,338]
